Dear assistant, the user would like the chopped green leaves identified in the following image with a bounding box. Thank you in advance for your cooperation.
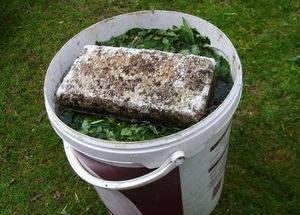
[60,110,181,142]
[120,127,132,136]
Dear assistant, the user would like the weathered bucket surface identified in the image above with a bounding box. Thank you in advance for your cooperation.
[44,10,242,215]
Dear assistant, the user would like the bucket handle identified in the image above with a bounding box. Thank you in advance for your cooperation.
[64,143,185,190]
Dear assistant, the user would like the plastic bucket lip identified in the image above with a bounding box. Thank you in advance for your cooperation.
[44,10,242,150]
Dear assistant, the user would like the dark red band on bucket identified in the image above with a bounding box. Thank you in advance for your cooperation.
[76,152,183,215]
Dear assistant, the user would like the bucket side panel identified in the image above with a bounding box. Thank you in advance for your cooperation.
[94,187,142,215]
[179,125,231,215]
[76,152,184,215]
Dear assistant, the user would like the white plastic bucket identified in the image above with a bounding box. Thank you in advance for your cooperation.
[44,10,242,215]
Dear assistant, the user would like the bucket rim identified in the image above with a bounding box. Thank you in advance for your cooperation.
[44,10,243,150]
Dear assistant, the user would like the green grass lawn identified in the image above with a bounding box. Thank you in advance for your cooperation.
[1,0,299,214]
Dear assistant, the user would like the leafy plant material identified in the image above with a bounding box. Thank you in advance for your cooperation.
[59,18,233,142]
[60,109,181,141]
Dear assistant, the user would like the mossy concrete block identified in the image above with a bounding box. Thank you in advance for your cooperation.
[56,45,215,126]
